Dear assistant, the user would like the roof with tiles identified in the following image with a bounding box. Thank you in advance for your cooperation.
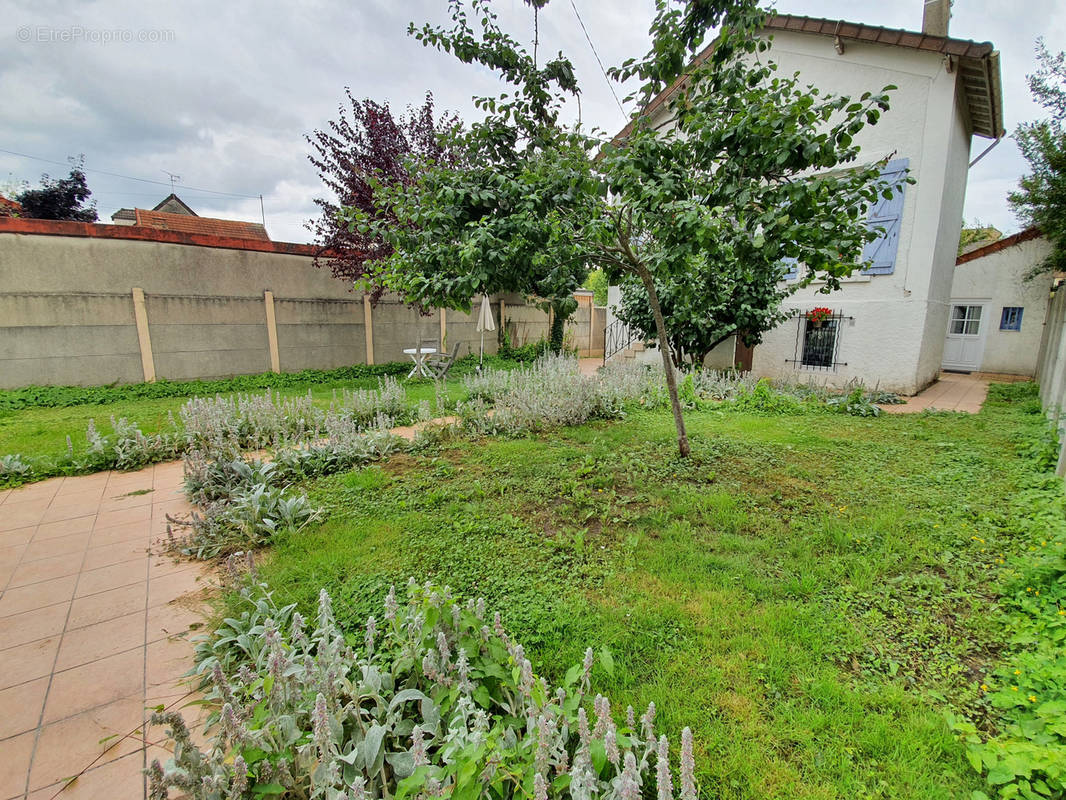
[956,227,1042,265]
[133,208,270,241]
[611,13,1003,145]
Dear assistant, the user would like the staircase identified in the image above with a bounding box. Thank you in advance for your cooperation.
[603,319,647,364]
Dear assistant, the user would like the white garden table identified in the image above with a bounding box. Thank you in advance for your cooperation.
[403,347,437,378]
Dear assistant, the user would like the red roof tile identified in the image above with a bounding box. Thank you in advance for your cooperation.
[0,195,22,216]
[956,227,1042,264]
[133,208,270,241]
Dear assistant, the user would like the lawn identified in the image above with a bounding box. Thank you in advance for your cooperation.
[246,387,1050,799]
[0,357,507,467]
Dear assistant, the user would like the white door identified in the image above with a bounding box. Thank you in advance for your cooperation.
[942,302,988,372]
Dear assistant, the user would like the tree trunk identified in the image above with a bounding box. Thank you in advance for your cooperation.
[635,266,690,458]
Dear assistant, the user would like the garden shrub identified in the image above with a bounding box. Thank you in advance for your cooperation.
[458,356,667,436]
[0,380,414,489]
[172,426,404,559]
[729,378,816,415]
[152,581,697,800]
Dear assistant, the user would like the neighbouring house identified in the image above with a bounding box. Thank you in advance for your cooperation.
[112,192,270,241]
[947,228,1054,376]
[606,0,1005,395]
[0,195,22,217]
[111,192,197,224]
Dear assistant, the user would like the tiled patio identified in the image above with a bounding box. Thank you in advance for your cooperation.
[0,463,210,800]
[879,370,1029,414]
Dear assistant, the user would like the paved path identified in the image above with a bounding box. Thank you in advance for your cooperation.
[0,462,208,800]
[879,371,1029,414]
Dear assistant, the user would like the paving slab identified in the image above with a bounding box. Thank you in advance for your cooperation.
[878,371,1017,414]
[0,462,209,800]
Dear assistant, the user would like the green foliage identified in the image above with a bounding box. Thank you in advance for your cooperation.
[584,270,608,306]
[156,581,690,799]
[352,2,593,341]
[359,0,902,456]
[172,482,319,560]
[825,386,883,417]
[253,389,1059,797]
[0,362,411,412]
[0,414,184,488]
[729,378,817,415]
[1010,39,1066,277]
[497,332,551,363]
[959,219,1003,256]
[941,384,1066,799]
[15,156,97,221]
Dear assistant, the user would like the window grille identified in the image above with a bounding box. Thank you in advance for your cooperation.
[786,309,852,371]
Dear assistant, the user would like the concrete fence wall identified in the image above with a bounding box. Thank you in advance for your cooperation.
[1035,286,1066,474]
[0,224,604,388]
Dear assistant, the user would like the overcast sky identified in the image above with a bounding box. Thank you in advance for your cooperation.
[2,0,1064,243]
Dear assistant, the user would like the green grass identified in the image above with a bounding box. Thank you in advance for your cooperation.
[0,356,516,465]
[247,387,1052,799]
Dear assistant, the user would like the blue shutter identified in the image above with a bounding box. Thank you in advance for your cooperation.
[863,157,909,275]
[780,256,798,281]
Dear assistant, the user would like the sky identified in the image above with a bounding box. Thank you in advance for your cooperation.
[2,0,1064,244]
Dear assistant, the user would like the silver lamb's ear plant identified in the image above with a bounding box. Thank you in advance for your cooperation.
[680,726,697,800]
[656,734,674,800]
[156,582,699,799]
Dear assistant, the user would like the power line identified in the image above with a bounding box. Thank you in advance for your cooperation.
[0,147,262,199]
[569,0,627,121]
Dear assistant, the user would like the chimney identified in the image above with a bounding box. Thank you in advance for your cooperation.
[922,0,950,37]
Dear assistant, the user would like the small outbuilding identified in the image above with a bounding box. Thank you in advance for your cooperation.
[947,228,1054,377]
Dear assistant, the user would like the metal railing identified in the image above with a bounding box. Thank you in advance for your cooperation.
[604,318,641,363]
[785,309,852,371]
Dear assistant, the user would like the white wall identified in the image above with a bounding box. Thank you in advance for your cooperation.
[738,32,970,394]
[607,32,978,393]
[951,236,1054,375]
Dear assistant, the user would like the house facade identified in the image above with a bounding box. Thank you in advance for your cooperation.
[606,3,1005,395]
[947,228,1053,376]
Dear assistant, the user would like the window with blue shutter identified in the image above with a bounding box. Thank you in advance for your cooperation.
[780,256,799,281]
[862,157,909,275]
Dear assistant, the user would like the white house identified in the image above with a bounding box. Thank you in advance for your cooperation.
[606,2,1005,395]
[947,228,1053,376]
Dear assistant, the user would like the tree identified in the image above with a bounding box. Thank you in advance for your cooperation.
[16,157,97,221]
[585,269,608,306]
[1009,39,1066,276]
[357,0,898,457]
[958,219,1002,255]
[349,0,593,354]
[614,252,792,369]
[305,90,461,296]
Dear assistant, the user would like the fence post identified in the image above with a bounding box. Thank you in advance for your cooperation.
[131,287,156,382]
[440,307,447,349]
[363,294,375,365]
[499,299,506,346]
[264,290,281,373]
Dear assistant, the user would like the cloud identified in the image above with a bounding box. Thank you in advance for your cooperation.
[1,0,1056,241]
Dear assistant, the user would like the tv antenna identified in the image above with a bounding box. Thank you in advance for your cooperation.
[161,170,181,191]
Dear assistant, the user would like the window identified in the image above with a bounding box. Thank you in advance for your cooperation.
[862,158,909,275]
[801,318,839,368]
[949,305,982,336]
[1000,307,1023,331]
